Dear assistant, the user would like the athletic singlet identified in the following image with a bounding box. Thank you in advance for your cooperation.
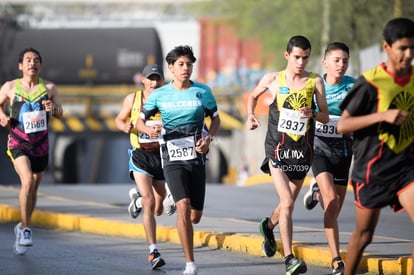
[273,70,316,141]
[313,75,354,157]
[340,63,414,183]
[261,70,317,177]
[8,78,49,157]
[320,75,355,116]
[129,90,162,150]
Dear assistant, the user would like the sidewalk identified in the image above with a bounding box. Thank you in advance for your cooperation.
[0,181,412,275]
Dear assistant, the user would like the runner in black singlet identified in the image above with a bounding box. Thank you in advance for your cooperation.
[246,36,329,275]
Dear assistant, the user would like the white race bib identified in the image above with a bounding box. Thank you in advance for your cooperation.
[166,136,197,161]
[138,120,163,143]
[22,110,47,134]
[315,115,342,138]
[278,108,308,135]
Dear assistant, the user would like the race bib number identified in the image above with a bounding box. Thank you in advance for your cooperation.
[166,136,197,161]
[278,108,308,135]
[138,120,163,143]
[315,115,342,138]
[22,110,47,134]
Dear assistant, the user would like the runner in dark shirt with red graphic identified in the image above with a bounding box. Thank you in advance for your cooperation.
[337,17,414,275]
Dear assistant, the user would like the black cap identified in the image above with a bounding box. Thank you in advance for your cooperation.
[142,64,163,78]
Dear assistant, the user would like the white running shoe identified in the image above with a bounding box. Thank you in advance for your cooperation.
[19,227,33,246]
[14,223,28,255]
[163,183,176,216]
[183,263,198,275]
[128,187,142,219]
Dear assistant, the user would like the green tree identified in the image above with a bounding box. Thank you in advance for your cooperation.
[192,0,414,73]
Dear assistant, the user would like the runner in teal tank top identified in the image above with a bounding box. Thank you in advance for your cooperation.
[304,42,355,275]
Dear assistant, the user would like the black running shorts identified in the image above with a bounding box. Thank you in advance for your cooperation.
[351,165,414,212]
[128,148,165,181]
[163,162,206,211]
[7,148,48,173]
[312,153,352,186]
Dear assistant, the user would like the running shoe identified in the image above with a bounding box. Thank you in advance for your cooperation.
[19,227,33,246]
[183,263,198,275]
[148,249,165,269]
[163,185,176,216]
[303,178,319,210]
[14,223,28,255]
[259,217,276,257]
[128,187,142,219]
[286,256,307,275]
[331,257,344,275]
[13,222,27,255]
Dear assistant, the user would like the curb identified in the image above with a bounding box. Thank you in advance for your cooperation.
[0,204,411,274]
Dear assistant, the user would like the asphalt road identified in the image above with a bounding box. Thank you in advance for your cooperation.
[0,181,412,274]
[0,223,332,275]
